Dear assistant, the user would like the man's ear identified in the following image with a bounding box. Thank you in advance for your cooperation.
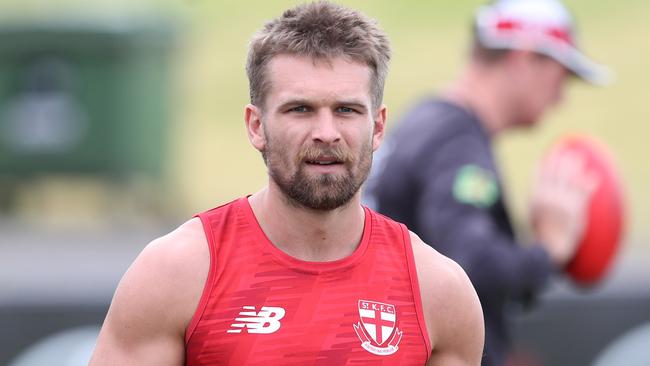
[245,104,266,152]
[372,105,387,151]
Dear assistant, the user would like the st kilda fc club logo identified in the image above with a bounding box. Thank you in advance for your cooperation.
[353,300,403,355]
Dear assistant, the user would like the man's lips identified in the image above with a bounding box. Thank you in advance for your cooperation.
[305,156,344,165]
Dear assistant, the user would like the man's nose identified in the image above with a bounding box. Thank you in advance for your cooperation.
[311,110,341,144]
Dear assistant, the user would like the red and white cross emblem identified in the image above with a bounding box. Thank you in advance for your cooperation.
[353,299,403,355]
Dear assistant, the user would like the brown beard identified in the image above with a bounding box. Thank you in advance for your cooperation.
[264,138,373,211]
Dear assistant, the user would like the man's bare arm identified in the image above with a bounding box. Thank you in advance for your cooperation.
[411,232,485,366]
[90,218,209,366]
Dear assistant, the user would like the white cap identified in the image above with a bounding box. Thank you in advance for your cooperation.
[474,0,612,85]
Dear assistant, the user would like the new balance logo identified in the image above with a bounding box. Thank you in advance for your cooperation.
[227,306,286,334]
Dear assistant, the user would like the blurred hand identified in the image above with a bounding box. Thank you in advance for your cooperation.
[530,149,599,267]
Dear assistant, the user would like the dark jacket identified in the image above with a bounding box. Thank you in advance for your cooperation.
[364,98,554,366]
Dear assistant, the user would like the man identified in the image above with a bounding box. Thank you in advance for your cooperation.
[364,0,608,365]
[90,2,484,365]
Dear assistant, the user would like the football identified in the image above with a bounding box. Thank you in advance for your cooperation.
[543,135,625,286]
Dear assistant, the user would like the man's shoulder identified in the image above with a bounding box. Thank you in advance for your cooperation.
[389,98,483,162]
[119,218,209,324]
[409,231,481,326]
[409,231,472,293]
[141,218,209,297]
[92,217,210,355]
[409,231,484,356]
[148,218,208,265]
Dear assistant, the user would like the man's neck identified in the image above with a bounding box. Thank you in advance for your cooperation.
[247,186,366,262]
[441,64,512,137]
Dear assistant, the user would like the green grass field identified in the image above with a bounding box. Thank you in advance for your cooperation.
[2,0,649,249]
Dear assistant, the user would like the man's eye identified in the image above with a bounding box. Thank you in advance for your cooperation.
[338,106,355,113]
[290,106,309,113]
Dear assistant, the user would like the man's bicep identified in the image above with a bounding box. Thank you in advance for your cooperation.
[90,242,186,365]
[91,309,184,366]
[427,259,485,366]
[412,237,484,366]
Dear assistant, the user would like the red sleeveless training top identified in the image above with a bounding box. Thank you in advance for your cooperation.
[185,197,431,365]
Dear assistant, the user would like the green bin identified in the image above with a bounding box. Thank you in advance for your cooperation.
[0,19,175,178]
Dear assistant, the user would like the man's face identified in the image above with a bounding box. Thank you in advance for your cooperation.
[516,54,570,127]
[246,54,385,210]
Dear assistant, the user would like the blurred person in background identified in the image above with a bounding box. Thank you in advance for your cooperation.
[90,1,484,365]
[364,0,609,365]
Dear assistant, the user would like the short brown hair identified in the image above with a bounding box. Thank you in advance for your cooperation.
[470,38,511,64]
[246,1,391,110]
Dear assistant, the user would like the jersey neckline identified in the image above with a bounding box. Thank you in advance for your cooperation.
[238,196,372,274]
